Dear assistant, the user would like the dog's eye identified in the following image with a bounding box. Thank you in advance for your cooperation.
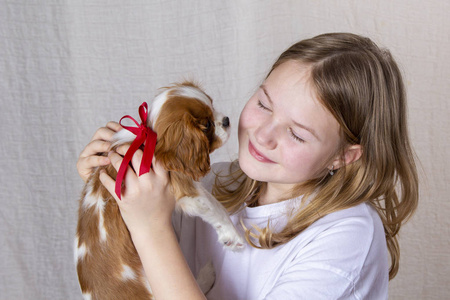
[202,120,213,132]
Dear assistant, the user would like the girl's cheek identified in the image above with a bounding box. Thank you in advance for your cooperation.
[238,109,246,134]
[243,104,263,126]
[238,106,253,130]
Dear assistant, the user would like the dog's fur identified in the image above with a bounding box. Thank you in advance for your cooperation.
[75,82,244,300]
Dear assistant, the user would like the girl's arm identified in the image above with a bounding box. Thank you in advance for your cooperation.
[99,149,205,300]
[132,220,205,299]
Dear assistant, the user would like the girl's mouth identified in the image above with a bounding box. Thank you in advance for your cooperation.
[248,141,275,163]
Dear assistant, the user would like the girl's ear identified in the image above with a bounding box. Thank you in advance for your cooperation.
[331,144,363,170]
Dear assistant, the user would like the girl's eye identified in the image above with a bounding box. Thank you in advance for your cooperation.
[289,128,305,143]
[257,100,271,111]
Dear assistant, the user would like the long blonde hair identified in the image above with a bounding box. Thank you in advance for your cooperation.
[214,33,418,280]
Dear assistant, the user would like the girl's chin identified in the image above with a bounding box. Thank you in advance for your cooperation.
[238,156,268,181]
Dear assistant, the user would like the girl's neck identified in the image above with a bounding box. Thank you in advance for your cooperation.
[258,182,296,206]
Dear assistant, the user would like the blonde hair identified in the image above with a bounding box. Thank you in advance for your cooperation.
[214,33,418,280]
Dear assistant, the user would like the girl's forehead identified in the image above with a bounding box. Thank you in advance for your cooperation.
[263,61,318,110]
[264,61,340,141]
[267,61,312,85]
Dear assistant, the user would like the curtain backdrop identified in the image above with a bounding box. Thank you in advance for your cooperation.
[1,1,448,299]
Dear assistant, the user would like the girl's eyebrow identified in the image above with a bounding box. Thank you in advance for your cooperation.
[260,84,321,141]
[259,84,273,104]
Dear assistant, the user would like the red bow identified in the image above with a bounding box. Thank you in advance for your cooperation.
[115,102,157,200]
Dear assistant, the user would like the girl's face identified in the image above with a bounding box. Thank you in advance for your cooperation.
[238,61,342,193]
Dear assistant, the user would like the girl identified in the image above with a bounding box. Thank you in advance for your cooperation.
[77,33,418,299]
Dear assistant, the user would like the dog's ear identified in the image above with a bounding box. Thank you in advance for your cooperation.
[156,113,211,180]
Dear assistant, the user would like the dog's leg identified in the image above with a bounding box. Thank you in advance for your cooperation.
[176,183,245,251]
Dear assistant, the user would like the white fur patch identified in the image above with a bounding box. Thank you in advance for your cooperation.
[74,236,88,263]
[74,236,79,263]
[98,202,107,242]
[82,185,98,209]
[149,89,170,128]
[77,243,88,261]
[83,188,108,242]
[213,111,230,143]
[143,274,153,295]
[112,129,137,147]
[173,85,212,108]
[149,85,212,129]
[82,292,92,300]
[121,264,137,281]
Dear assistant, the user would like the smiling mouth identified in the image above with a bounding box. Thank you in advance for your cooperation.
[248,141,275,163]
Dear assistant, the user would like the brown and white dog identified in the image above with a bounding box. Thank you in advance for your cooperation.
[75,82,244,300]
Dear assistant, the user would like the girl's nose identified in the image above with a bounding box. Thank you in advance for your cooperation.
[254,122,277,150]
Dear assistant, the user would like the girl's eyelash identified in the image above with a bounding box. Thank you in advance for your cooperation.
[257,100,270,111]
[257,98,304,143]
[289,128,305,143]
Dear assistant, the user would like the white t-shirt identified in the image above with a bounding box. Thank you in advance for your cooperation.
[173,162,389,300]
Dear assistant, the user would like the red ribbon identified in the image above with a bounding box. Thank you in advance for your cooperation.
[115,102,157,200]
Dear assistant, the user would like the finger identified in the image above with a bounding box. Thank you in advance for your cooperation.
[99,169,121,203]
[107,151,140,196]
[77,155,110,171]
[91,126,119,143]
[152,157,168,178]
[108,150,139,183]
[79,140,112,158]
[115,144,131,156]
[105,121,123,132]
[108,151,126,172]
[130,149,144,176]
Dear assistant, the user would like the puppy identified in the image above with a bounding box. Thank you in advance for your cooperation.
[75,82,244,300]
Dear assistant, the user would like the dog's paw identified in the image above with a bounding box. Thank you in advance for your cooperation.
[216,225,245,251]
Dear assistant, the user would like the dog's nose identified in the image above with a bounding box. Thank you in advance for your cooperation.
[222,116,230,128]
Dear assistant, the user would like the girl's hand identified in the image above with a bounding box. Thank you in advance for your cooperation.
[99,146,176,240]
[77,121,123,182]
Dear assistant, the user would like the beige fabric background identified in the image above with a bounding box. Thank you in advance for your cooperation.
[1,0,448,299]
